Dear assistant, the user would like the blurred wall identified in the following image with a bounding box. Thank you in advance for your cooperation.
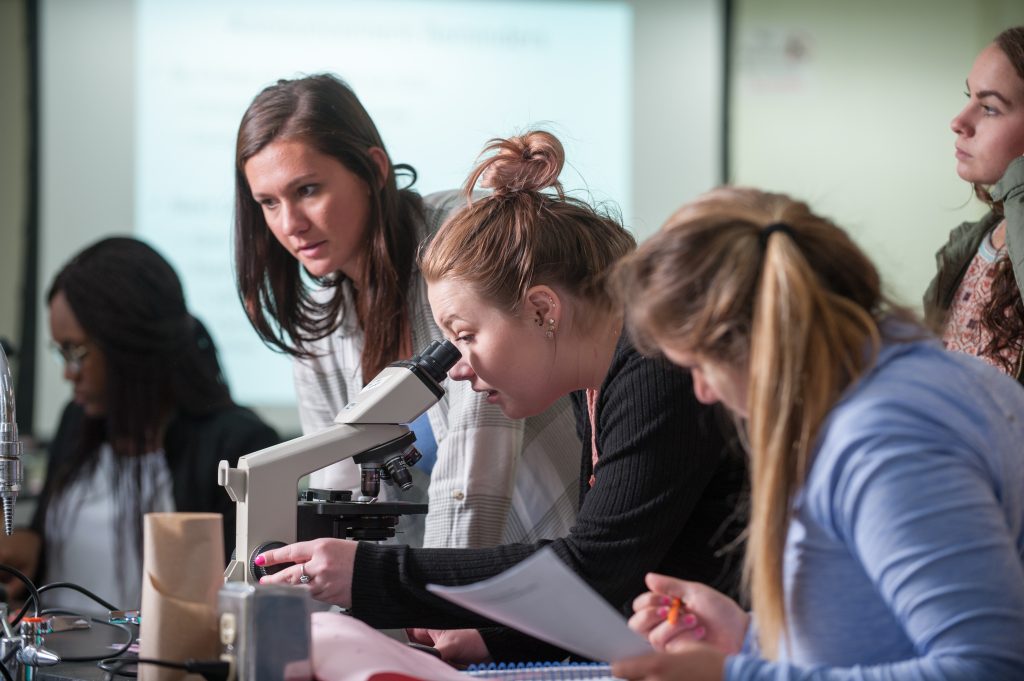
[4,0,724,439]
[3,0,1024,431]
[731,0,1024,308]
[0,0,27,352]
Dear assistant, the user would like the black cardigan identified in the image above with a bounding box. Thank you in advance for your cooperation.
[31,401,280,567]
[350,333,748,662]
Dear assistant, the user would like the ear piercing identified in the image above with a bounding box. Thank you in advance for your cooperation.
[533,297,557,338]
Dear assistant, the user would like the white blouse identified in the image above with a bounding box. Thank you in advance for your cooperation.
[43,443,175,614]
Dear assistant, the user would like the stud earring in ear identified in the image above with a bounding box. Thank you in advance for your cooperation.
[545,318,556,340]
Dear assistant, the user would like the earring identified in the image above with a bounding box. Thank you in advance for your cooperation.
[545,318,556,340]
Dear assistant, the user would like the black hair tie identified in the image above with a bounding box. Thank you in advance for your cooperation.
[760,222,795,248]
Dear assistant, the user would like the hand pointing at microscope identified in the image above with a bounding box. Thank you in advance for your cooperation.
[255,537,358,607]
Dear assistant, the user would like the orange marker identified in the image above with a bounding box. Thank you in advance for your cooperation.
[667,597,683,625]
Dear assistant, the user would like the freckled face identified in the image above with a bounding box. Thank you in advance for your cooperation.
[427,279,562,419]
[244,139,377,281]
[658,344,749,418]
[951,44,1024,185]
[48,291,108,417]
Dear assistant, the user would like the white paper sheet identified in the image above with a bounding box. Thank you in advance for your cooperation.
[426,547,653,662]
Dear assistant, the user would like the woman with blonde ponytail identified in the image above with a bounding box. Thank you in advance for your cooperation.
[613,186,1024,681]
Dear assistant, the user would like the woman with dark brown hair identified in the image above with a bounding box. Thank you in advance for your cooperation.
[233,74,580,549]
[925,26,1024,382]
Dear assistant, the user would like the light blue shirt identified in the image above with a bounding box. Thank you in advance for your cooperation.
[407,411,439,475]
[728,332,1024,680]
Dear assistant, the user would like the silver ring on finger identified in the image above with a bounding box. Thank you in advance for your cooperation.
[299,562,310,584]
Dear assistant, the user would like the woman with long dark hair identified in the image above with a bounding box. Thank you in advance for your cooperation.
[925,25,1024,381]
[234,74,580,548]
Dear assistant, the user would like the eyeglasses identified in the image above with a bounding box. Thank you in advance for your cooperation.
[49,341,91,374]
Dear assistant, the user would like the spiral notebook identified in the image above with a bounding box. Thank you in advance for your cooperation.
[463,662,621,680]
[312,548,649,681]
[311,612,625,681]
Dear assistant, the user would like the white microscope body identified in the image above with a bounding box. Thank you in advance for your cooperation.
[218,340,459,585]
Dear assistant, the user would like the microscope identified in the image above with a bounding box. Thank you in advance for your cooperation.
[218,339,460,585]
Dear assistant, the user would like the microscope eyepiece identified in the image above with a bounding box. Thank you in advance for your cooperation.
[410,340,460,383]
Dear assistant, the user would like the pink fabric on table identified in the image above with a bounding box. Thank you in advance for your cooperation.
[312,611,465,681]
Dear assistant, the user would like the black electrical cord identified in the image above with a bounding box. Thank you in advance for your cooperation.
[0,564,40,619]
[38,608,134,662]
[98,657,138,678]
[100,657,185,681]
[100,657,231,681]
[11,581,119,625]
[0,569,227,681]
[0,566,132,678]
[42,582,119,610]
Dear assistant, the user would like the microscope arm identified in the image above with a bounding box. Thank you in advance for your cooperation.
[219,423,410,583]
[220,340,460,584]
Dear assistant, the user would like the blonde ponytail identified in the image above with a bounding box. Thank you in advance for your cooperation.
[745,232,879,656]
[617,186,897,657]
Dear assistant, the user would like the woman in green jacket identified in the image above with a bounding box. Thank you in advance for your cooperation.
[924,25,1024,382]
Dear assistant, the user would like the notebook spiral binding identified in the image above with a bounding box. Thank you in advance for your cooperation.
[462,661,621,680]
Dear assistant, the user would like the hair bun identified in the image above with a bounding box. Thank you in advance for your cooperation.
[470,130,565,197]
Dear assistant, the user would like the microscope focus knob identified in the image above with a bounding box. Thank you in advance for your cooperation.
[249,541,294,581]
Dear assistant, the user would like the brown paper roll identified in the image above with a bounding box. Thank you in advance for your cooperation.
[139,512,224,681]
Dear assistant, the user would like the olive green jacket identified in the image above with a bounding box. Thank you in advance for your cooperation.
[923,156,1024,382]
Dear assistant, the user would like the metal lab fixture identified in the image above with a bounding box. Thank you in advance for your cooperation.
[0,343,23,536]
[0,609,92,681]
